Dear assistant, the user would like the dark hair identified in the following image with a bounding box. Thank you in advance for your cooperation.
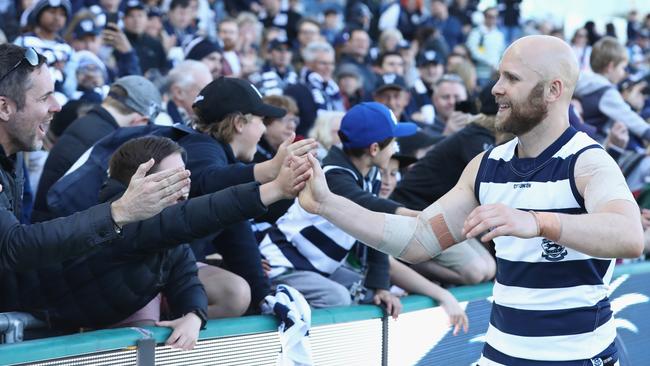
[297,17,321,32]
[377,51,403,67]
[0,44,47,111]
[339,135,394,157]
[169,0,191,10]
[109,136,186,185]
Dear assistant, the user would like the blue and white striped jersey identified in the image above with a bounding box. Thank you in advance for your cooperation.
[475,127,618,363]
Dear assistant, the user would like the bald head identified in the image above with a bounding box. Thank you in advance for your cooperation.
[503,35,579,99]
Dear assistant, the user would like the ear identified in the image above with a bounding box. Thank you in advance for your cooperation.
[234,118,245,133]
[0,96,16,122]
[170,84,183,100]
[368,142,380,157]
[547,79,563,102]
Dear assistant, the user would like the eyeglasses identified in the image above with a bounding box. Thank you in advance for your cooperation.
[0,48,39,86]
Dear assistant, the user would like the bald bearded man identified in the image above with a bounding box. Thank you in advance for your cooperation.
[298,35,643,365]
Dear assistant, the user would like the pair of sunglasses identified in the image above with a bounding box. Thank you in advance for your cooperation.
[0,47,39,85]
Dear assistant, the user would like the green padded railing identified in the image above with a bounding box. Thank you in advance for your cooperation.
[1,261,649,365]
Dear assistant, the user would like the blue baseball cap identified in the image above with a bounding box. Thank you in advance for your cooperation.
[340,102,417,149]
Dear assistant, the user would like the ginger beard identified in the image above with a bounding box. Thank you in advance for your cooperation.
[495,81,548,136]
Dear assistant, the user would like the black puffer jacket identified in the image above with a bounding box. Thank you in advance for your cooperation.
[4,180,268,329]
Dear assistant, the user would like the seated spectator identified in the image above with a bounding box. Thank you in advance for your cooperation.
[218,17,241,77]
[33,76,162,222]
[184,77,317,312]
[259,102,417,314]
[376,51,406,77]
[421,0,464,51]
[285,41,344,136]
[574,36,650,149]
[257,0,301,45]
[248,38,298,97]
[163,0,198,48]
[184,37,224,79]
[377,0,424,42]
[321,8,341,45]
[164,60,212,126]
[14,0,74,93]
[373,73,412,121]
[293,18,321,66]
[123,0,168,76]
[308,110,345,161]
[338,28,375,95]
[407,50,445,125]
[335,64,364,110]
[8,134,310,348]
[430,73,473,136]
[465,7,505,87]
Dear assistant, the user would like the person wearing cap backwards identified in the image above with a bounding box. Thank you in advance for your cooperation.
[248,38,298,97]
[32,75,163,222]
[258,102,418,315]
[298,35,643,365]
[14,0,74,93]
[187,77,317,313]
[184,37,224,79]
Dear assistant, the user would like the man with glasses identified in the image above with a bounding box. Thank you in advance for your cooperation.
[0,44,190,269]
[33,74,163,222]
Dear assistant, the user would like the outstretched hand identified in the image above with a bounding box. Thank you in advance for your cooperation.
[462,203,538,242]
[271,133,317,177]
[298,154,332,215]
[111,159,191,227]
[276,155,313,199]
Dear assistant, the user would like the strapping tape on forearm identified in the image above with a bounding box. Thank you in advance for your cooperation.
[378,203,458,259]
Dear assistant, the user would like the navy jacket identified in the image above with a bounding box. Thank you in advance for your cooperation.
[179,133,272,309]
[4,180,269,328]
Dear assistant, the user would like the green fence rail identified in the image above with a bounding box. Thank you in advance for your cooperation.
[1,261,649,365]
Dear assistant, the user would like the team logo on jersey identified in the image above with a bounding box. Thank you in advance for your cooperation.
[541,239,568,261]
[589,357,604,366]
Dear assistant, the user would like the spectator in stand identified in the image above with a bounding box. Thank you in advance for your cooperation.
[338,28,375,95]
[584,20,602,46]
[122,0,168,76]
[218,17,241,77]
[249,38,298,97]
[574,36,650,149]
[164,60,212,126]
[257,0,301,45]
[466,6,506,87]
[447,57,478,97]
[308,111,345,161]
[497,0,523,45]
[336,64,364,111]
[186,77,317,313]
[285,41,344,136]
[376,51,406,77]
[184,37,224,79]
[373,73,411,121]
[407,50,445,125]
[0,43,190,271]
[258,102,414,314]
[377,0,425,42]
[14,0,73,93]
[422,0,464,51]
[430,74,471,136]
[294,18,321,65]
[448,0,477,37]
[235,12,263,79]
[571,27,592,72]
[321,8,342,45]
[163,0,198,47]
[33,76,162,222]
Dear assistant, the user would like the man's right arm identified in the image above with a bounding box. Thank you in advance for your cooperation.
[298,154,482,263]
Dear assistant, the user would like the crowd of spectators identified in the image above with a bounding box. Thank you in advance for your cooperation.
[1,0,650,350]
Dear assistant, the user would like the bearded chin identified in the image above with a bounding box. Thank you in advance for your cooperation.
[496,82,548,136]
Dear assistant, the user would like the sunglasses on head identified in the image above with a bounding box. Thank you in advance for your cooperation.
[0,48,39,85]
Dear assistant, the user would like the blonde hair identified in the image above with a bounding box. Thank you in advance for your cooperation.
[308,111,345,150]
[590,36,627,74]
[195,112,252,143]
[446,60,477,94]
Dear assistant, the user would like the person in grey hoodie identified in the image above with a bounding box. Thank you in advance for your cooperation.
[574,36,650,151]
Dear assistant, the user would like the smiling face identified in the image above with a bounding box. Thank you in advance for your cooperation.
[3,64,61,154]
[236,114,266,162]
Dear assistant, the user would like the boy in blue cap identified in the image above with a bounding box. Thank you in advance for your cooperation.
[259,102,418,315]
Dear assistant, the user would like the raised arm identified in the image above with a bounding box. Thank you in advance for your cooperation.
[298,154,482,263]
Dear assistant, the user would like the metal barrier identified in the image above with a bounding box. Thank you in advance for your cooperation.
[0,312,45,344]
[1,262,649,366]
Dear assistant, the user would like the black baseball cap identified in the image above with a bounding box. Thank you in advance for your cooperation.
[416,50,444,67]
[268,38,291,51]
[193,77,286,124]
[374,73,407,94]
